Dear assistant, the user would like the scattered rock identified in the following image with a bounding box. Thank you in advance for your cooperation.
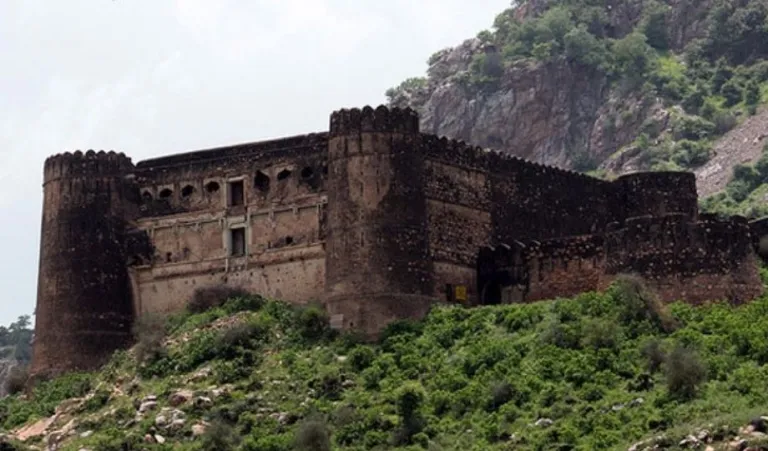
[728,438,747,450]
[138,400,157,414]
[194,396,213,409]
[170,418,186,431]
[749,417,767,433]
[191,422,208,437]
[168,389,193,407]
[143,434,155,444]
[154,434,166,444]
[187,366,213,383]
[154,415,168,428]
[534,418,553,428]
[79,430,93,438]
[679,434,699,448]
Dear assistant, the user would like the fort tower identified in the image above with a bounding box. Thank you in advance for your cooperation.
[324,106,435,334]
[31,151,137,381]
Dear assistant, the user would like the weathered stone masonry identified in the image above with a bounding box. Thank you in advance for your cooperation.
[31,105,768,380]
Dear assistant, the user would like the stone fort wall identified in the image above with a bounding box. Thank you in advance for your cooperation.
[30,105,766,380]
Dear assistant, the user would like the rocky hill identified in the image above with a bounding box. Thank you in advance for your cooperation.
[4,277,768,450]
[387,0,768,217]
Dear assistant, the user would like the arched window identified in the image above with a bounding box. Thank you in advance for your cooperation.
[205,181,220,193]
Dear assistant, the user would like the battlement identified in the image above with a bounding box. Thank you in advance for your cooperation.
[419,134,601,182]
[329,105,420,136]
[44,150,134,183]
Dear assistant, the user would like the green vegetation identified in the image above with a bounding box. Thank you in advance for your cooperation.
[0,315,33,365]
[386,0,768,212]
[701,143,768,218]
[5,276,768,449]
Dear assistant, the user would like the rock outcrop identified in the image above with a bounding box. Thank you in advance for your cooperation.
[388,0,720,177]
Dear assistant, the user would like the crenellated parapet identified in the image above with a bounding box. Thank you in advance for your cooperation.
[43,150,134,183]
[329,105,420,136]
[418,133,603,182]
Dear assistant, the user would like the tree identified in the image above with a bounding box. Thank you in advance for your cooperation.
[642,2,670,50]
[745,80,761,106]
[564,26,607,68]
[612,32,657,80]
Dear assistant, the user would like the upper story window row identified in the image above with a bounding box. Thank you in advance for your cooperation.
[139,163,326,208]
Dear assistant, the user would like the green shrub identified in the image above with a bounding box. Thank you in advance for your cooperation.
[310,367,344,400]
[295,417,332,451]
[487,380,514,411]
[642,339,666,373]
[394,382,427,446]
[665,345,707,400]
[582,318,619,350]
[82,387,111,412]
[221,295,266,314]
[132,313,167,365]
[201,420,240,450]
[215,320,268,359]
[188,285,251,314]
[611,274,676,334]
[297,304,333,341]
[4,365,27,395]
[348,345,376,372]
[721,79,743,107]
[673,115,715,140]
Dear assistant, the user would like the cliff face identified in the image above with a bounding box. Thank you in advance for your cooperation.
[400,42,653,168]
[387,0,717,173]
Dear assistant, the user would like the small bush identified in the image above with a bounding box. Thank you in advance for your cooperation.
[642,339,666,373]
[348,345,376,371]
[611,274,676,333]
[394,382,427,445]
[189,285,251,314]
[4,365,28,395]
[665,345,707,400]
[582,318,619,350]
[132,314,167,364]
[297,304,332,341]
[221,295,265,314]
[295,417,332,451]
[488,380,514,411]
[201,420,240,451]
[310,367,344,400]
[215,321,268,359]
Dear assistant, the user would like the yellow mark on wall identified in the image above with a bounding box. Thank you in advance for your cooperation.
[454,285,467,303]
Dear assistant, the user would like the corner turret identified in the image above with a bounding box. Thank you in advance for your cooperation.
[30,150,137,381]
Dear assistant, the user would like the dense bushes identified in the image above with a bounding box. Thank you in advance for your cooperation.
[9,274,768,449]
[701,144,768,217]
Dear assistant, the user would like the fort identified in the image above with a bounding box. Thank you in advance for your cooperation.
[30,105,768,380]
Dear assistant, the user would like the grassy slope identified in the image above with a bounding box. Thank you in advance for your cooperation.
[5,276,768,450]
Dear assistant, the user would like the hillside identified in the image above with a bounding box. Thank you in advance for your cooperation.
[4,277,768,450]
[386,0,768,218]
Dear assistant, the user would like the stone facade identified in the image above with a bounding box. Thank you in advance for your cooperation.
[31,105,767,380]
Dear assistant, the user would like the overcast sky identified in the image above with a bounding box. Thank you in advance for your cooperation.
[0,0,509,327]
